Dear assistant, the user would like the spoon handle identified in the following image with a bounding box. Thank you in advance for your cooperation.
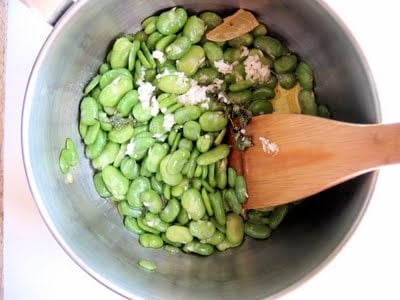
[241,115,400,208]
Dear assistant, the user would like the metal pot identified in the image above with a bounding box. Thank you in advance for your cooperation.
[22,0,380,299]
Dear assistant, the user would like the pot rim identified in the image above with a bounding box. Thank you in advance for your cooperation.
[21,0,381,299]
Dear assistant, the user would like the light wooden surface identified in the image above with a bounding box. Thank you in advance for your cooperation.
[0,0,6,294]
[240,114,400,209]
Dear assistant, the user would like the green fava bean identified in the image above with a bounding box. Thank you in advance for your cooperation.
[139,233,163,248]
[92,142,120,170]
[254,36,283,58]
[99,76,133,107]
[140,189,163,214]
[101,165,129,200]
[183,121,201,141]
[145,143,169,173]
[189,220,216,240]
[99,63,110,75]
[277,73,297,89]
[176,45,206,77]
[318,104,331,118]
[227,167,237,188]
[227,90,252,105]
[84,75,100,95]
[210,193,226,227]
[269,205,289,229]
[150,176,164,195]
[193,67,218,85]
[183,241,214,256]
[235,175,248,203]
[298,90,318,115]
[181,188,206,221]
[132,103,153,123]
[171,177,189,198]
[216,158,228,190]
[124,216,144,234]
[244,221,272,239]
[156,7,188,35]
[252,24,268,36]
[249,99,273,116]
[216,238,240,251]
[228,33,253,48]
[120,157,139,180]
[202,231,225,246]
[183,16,206,44]
[156,34,176,52]
[167,149,190,174]
[137,217,160,234]
[196,134,213,153]
[252,87,275,100]
[296,61,314,90]
[99,68,132,90]
[85,129,107,160]
[108,124,134,144]
[199,111,227,132]
[118,201,144,218]
[142,212,169,232]
[178,138,193,152]
[116,90,139,117]
[156,74,191,95]
[163,245,182,254]
[203,42,223,65]
[224,188,242,215]
[265,75,278,89]
[165,225,193,244]
[174,106,202,124]
[199,11,223,29]
[160,198,181,223]
[137,259,157,271]
[274,54,298,74]
[160,154,183,186]
[229,80,254,92]
[226,213,244,245]
[127,176,151,207]
[197,144,230,166]
[80,97,98,126]
[165,36,191,60]
[83,121,100,146]
[110,37,132,69]
[223,48,242,64]
[93,172,112,198]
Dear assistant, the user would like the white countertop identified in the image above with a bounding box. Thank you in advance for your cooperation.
[4,1,400,299]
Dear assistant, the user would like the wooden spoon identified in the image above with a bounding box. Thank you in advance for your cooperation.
[229,114,400,209]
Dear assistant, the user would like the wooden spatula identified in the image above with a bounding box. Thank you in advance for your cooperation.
[229,114,400,209]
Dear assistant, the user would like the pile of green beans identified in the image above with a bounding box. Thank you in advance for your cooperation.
[77,7,329,256]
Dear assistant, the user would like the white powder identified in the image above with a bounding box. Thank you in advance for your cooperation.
[126,139,136,156]
[163,114,175,132]
[138,81,156,108]
[152,50,166,64]
[150,96,160,116]
[214,60,234,74]
[178,80,210,106]
[244,55,271,84]
[259,137,279,156]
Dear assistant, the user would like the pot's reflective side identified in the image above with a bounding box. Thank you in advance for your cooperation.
[22,0,379,299]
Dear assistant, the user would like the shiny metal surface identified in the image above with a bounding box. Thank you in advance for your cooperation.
[22,0,379,299]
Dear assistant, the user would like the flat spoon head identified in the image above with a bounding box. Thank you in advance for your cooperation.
[229,114,400,209]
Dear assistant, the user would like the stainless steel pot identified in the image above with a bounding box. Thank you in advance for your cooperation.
[22,0,380,299]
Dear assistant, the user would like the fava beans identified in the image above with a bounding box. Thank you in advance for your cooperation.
[76,6,328,258]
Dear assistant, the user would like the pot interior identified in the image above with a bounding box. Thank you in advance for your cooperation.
[23,0,379,299]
